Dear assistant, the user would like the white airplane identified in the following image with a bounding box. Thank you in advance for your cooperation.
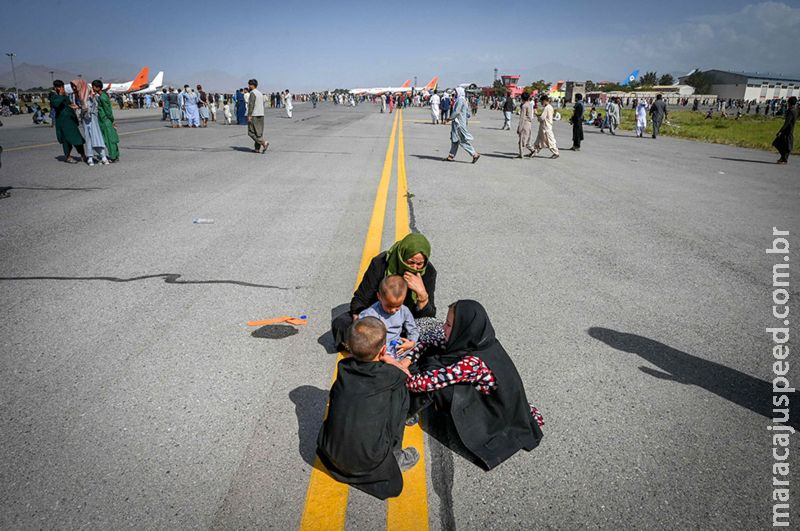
[350,79,410,96]
[350,77,439,96]
[64,67,150,94]
[130,71,164,94]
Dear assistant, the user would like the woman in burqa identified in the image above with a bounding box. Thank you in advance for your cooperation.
[405,300,543,470]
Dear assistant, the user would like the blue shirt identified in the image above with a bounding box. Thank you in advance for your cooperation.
[359,302,419,355]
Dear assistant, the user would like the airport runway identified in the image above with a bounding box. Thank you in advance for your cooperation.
[1,102,798,530]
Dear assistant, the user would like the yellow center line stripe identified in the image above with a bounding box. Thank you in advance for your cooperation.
[3,127,164,152]
[298,111,401,531]
[387,110,430,530]
[408,119,480,124]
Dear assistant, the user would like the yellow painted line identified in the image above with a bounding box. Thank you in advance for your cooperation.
[394,111,410,240]
[387,110,430,530]
[409,119,480,124]
[4,127,164,152]
[298,111,401,531]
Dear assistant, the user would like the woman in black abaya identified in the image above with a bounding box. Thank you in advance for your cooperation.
[405,300,544,470]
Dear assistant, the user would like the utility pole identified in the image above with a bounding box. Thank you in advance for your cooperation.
[5,52,18,97]
[414,76,417,88]
[49,71,54,84]
[494,67,498,82]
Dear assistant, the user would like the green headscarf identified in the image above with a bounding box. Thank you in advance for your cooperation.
[385,233,431,302]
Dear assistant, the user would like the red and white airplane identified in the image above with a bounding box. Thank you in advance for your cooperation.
[130,71,164,95]
[64,67,150,94]
[350,77,438,96]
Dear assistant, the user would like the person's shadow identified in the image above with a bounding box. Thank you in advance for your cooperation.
[288,385,329,465]
[588,327,798,428]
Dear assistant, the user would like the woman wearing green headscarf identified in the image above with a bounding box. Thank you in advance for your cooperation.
[331,233,437,350]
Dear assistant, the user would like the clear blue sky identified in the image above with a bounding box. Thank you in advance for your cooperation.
[2,0,798,91]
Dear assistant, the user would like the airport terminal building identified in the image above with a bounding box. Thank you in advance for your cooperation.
[681,70,799,101]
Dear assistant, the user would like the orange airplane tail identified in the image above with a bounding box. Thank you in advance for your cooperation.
[424,76,439,90]
[401,79,412,88]
[129,67,149,91]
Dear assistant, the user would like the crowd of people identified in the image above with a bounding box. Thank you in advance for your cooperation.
[3,78,797,170]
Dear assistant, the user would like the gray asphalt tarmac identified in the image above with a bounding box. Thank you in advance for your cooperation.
[1,102,798,530]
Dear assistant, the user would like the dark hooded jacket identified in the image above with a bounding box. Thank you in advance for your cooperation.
[418,300,543,469]
[317,358,409,499]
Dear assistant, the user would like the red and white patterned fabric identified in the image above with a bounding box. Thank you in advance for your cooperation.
[406,355,497,394]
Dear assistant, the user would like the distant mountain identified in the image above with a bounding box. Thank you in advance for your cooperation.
[54,58,143,82]
[0,63,78,89]
[179,69,246,92]
[0,61,148,90]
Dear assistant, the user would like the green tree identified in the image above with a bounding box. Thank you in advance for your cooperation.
[601,82,633,93]
[685,70,712,94]
[524,79,550,95]
[641,71,658,86]
[585,80,596,92]
[492,79,508,97]
[658,73,674,85]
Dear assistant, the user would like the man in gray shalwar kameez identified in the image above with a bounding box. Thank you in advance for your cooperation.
[650,94,668,138]
[445,87,480,163]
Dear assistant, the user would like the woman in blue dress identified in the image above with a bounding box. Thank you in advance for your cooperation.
[72,79,108,165]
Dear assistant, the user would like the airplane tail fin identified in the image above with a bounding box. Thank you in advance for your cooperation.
[401,79,412,88]
[151,71,164,88]
[423,76,439,90]
[621,69,639,86]
[129,67,149,91]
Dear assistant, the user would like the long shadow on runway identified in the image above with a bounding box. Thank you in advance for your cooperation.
[709,156,776,165]
[0,185,105,191]
[0,273,297,290]
[411,154,467,163]
[289,385,329,466]
[481,152,520,159]
[126,145,232,153]
[588,327,799,428]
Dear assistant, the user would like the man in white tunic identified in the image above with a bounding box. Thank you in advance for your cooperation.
[429,90,441,124]
[532,94,559,158]
[284,89,293,118]
[635,99,648,137]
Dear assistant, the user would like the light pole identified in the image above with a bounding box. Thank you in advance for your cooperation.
[49,71,54,84]
[5,52,18,97]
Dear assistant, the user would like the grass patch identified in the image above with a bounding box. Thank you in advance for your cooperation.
[555,107,797,154]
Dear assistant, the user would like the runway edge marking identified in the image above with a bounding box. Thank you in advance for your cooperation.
[387,110,430,531]
[298,111,400,531]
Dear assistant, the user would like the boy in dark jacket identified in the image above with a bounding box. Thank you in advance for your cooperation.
[317,317,419,499]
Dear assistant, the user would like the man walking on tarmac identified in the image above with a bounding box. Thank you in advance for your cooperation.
[246,79,269,154]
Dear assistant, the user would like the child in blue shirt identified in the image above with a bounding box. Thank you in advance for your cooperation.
[358,275,419,359]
